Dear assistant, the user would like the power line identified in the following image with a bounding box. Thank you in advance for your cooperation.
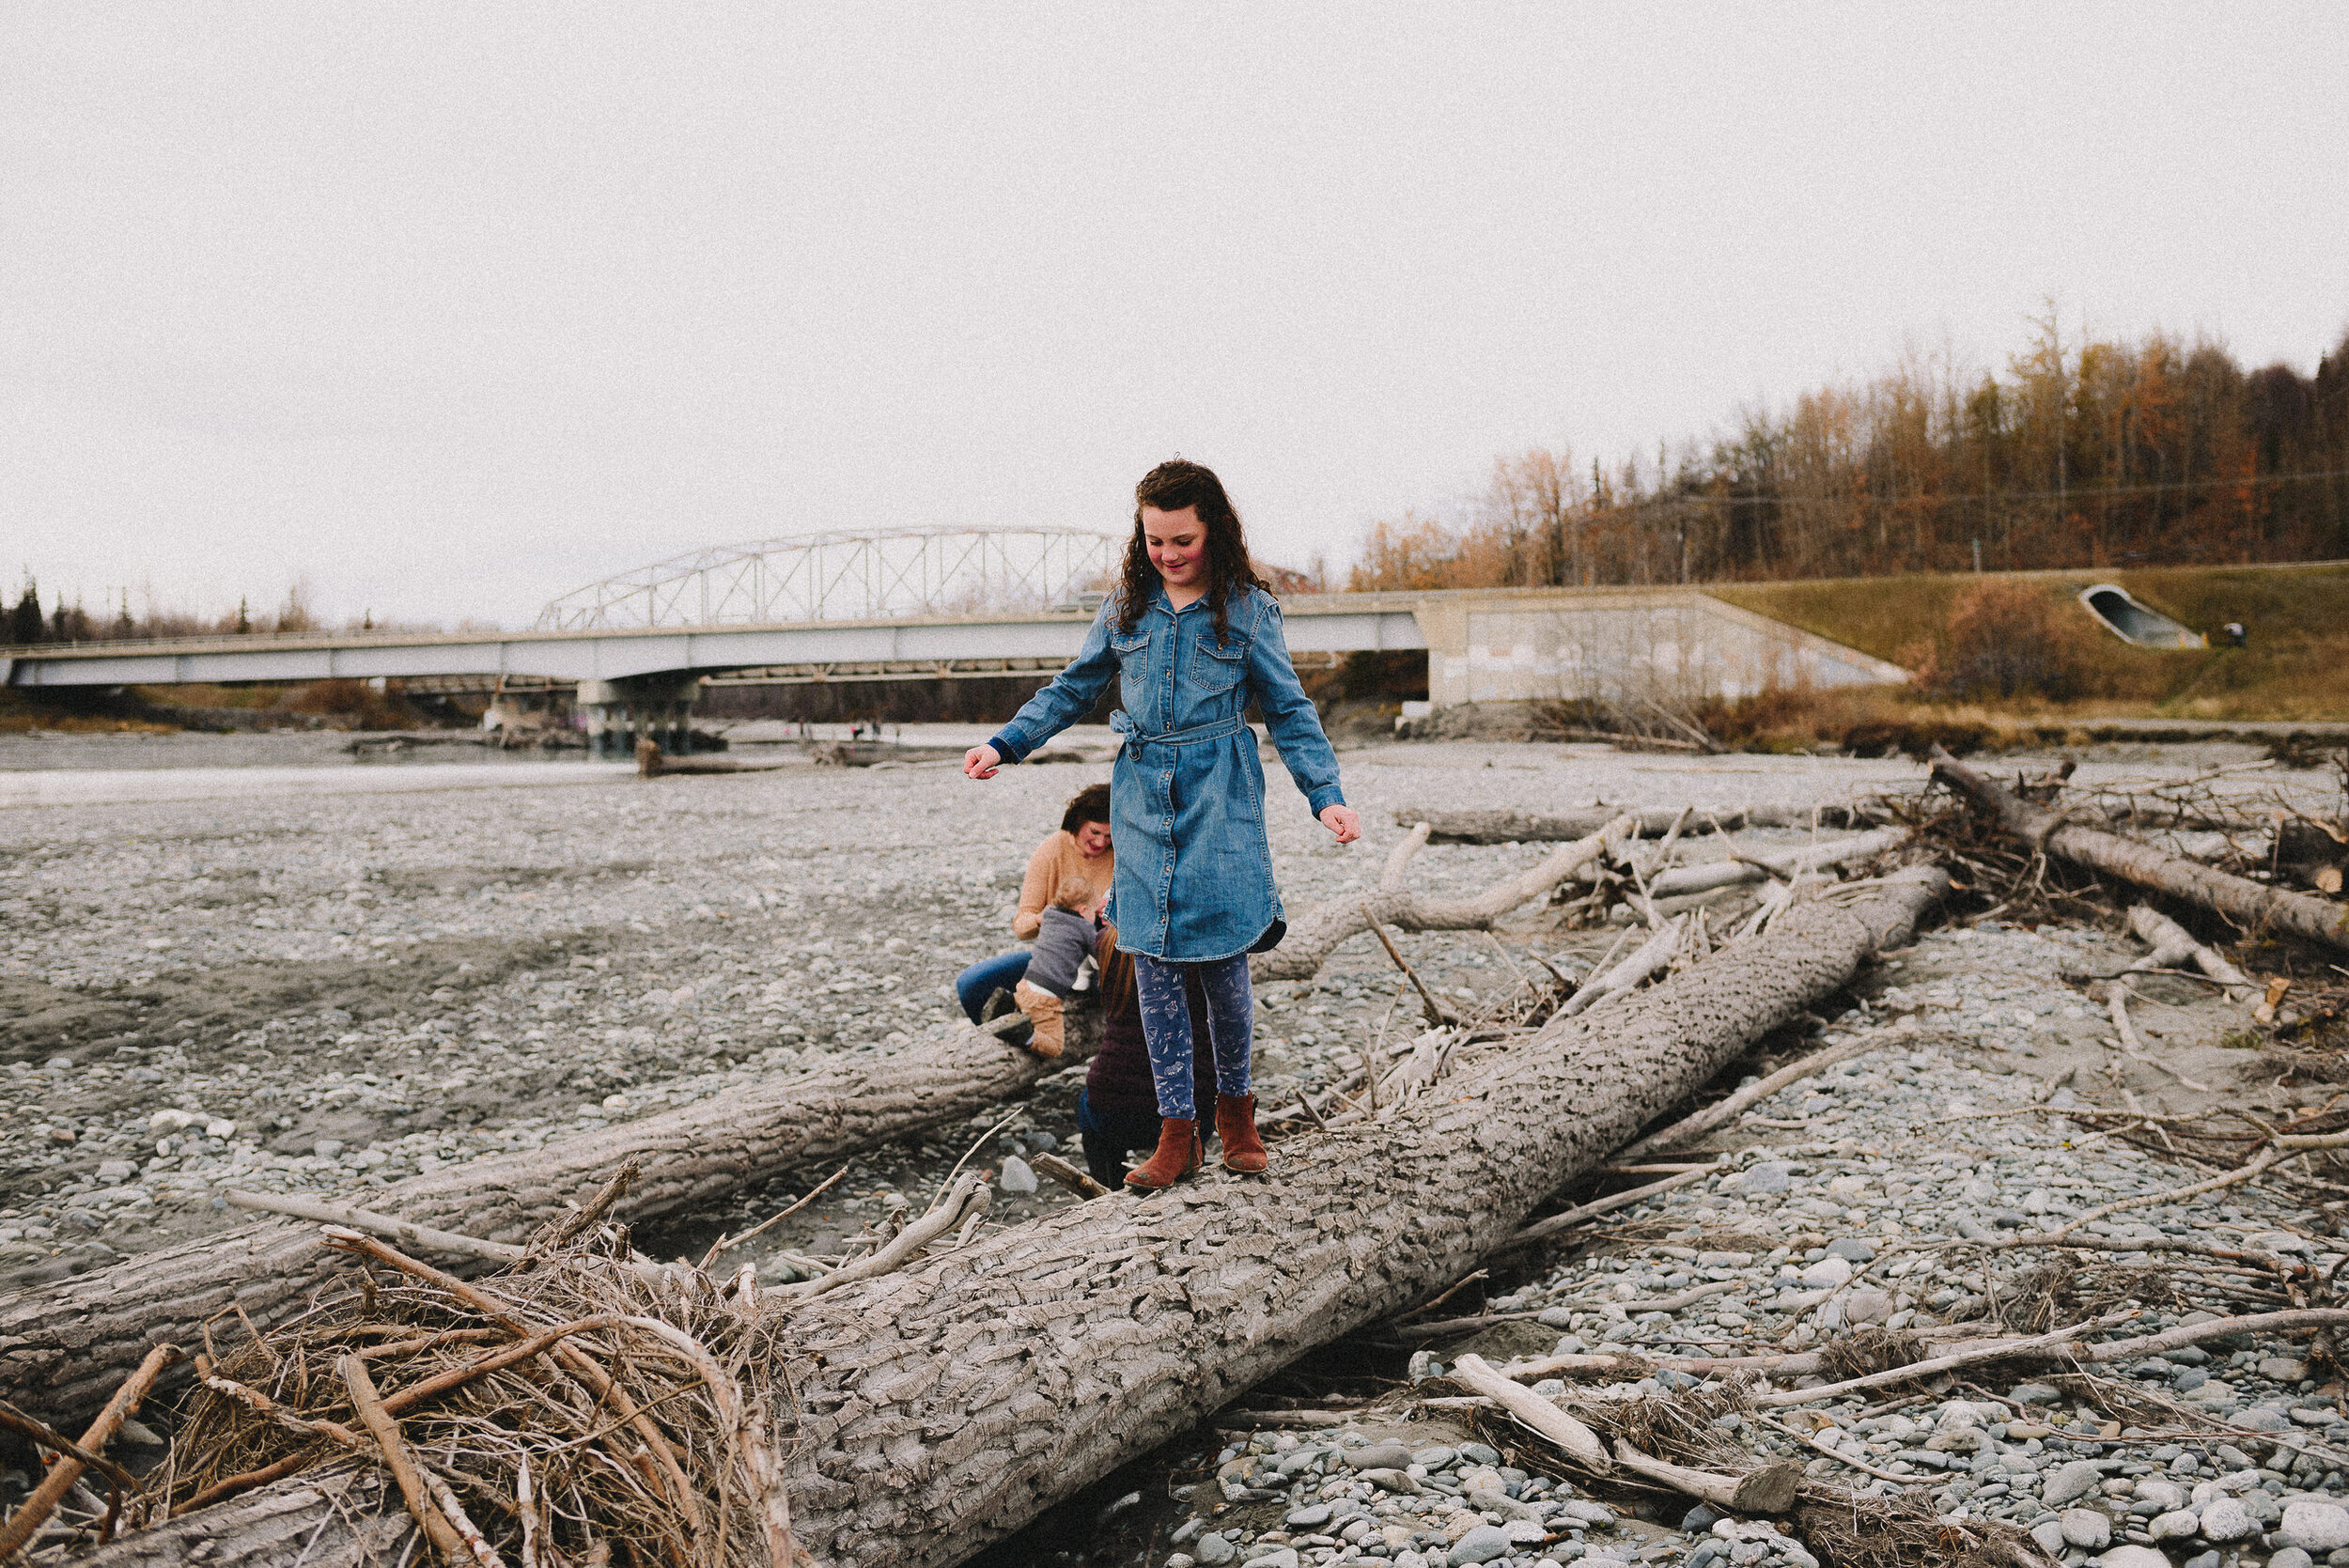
[1636,467,2349,510]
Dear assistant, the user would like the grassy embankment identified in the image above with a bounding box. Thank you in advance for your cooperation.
[1697,562,2349,753]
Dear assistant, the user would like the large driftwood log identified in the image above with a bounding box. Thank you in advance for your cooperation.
[1393,803,1871,844]
[1935,750,2349,955]
[96,868,1950,1568]
[0,1012,1099,1421]
[1253,815,1633,980]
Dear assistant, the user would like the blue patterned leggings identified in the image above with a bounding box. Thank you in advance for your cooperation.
[1131,953,1253,1121]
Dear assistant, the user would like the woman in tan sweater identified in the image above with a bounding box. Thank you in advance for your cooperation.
[953,784,1115,1022]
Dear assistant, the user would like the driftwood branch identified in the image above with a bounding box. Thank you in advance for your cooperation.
[1253,815,1637,980]
[1934,748,2349,955]
[224,1190,526,1265]
[1610,1439,1805,1514]
[1614,1030,1891,1162]
[1393,803,1872,845]
[1446,1353,1608,1470]
[2126,903,2253,993]
[1028,1152,1111,1200]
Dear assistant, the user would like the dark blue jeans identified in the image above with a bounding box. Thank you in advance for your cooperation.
[954,950,1030,1024]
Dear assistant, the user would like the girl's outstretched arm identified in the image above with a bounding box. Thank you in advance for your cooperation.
[965,604,1120,780]
[1244,598,1358,841]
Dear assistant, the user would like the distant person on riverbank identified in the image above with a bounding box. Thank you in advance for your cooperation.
[964,458,1361,1189]
[952,784,1115,1027]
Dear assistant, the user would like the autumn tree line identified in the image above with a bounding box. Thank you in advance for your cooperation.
[1350,317,2349,593]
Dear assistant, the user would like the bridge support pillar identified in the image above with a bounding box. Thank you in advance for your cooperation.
[577,676,705,760]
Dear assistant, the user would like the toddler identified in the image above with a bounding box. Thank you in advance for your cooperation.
[1012,874,1097,1058]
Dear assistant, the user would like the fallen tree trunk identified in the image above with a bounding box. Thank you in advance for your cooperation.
[0,1010,1100,1421]
[1934,749,2349,955]
[1254,815,1634,980]
[99,867,1950,1568]
[1393,802,1873,845]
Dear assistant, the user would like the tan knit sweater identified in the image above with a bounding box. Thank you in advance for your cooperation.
[1013,831,1115,940]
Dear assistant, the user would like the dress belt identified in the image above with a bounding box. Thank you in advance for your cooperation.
[1108,710,1246,759]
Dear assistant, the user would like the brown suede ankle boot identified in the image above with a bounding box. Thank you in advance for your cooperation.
[1123,1118,1203,1190]
[1215,1093,1268,1174]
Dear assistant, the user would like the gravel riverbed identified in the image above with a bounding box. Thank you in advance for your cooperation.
[2,730,2339,1568]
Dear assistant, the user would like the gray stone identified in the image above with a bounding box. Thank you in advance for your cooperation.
[2180,1554,2219,1568]
[1798,1256,1852,1290]
[2058,1509,2109,1547]
[1555,1499,1614,1529]
[2149,1507,2202,1540]
[1740,1162,1793,1194]
[1344,1443,1416,1472]
[1412,1447,1457,1470]
[2197,1496,2255,1542]
[1537,1306,1577,1327]
[2028,1520,2066,1557]
[1825,1237,1877,1262]
[997,1156,1038,1195]
[1447,1525,1512,1566]
[2281,1498,2349,1552]
[1457,1443,1501,1467]
[2270,1549,2317,1568]
[2092,1549,2171,1568]
[2008,1383,2061,1405]
[1243,1550,1299,1568]
[2041,1459,2108,1505]
[1194,1533,1236,1566]
[1285,1504,1332,1528]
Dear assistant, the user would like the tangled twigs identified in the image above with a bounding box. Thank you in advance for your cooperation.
[617,1317,802,1567]
[0,1343,178,1557]
[155,1220,809,1564]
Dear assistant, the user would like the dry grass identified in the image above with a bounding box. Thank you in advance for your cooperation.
[1709,562,2349,722]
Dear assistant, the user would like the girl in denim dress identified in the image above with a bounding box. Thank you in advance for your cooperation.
[964,459,1361,1188]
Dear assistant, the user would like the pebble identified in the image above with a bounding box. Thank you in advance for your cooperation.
[2095,1549,2172,1568]
[1445,1525,1511,1566]
[997,1156,1038,1195]
[2280,1498,2349,1552]
[2058,1508,2110,1548]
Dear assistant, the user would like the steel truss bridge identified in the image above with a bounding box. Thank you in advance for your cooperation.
[533,526,1119,630]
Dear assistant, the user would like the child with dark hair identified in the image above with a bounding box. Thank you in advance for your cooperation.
[965,458,1360,1188]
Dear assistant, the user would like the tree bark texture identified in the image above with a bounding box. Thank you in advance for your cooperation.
[1934,751,2349,955]
[1392,804,1870,845]
[1253,817,1632,981]
[94,868,1949,1568]
[0,1013,1099,1422]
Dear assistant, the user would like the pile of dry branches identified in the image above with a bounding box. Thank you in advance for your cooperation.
[153,1221,803,1568]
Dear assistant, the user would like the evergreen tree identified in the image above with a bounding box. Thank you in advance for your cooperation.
[8,577,41,645]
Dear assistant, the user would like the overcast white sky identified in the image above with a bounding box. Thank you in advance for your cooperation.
[6,4,2344,629]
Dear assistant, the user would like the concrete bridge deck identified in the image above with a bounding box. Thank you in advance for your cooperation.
[2,586,1904,705]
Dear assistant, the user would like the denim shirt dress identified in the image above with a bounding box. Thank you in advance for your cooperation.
[988,584,1346,964]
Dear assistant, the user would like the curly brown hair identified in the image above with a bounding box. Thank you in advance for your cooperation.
[1115,458,1271,644]
[1060,783,1112,833]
